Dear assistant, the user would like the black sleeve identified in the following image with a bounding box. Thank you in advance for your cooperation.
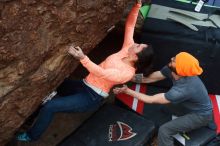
[160,66,172,79]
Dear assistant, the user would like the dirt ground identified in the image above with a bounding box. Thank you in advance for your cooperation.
[9,112,94,146]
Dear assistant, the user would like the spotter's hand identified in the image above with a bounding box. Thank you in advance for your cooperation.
[113,85,129,94]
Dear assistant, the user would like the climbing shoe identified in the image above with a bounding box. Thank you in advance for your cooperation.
[17,132,31,142]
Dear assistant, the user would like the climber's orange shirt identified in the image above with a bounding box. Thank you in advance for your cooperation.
[80,3,141,93]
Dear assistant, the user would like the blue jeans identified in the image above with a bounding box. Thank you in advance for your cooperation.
[27,79,104,140]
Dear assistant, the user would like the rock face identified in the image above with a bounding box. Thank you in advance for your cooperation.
[0,0,130,145]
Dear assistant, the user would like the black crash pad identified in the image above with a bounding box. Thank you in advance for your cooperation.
[206,135,220,146]
[174,127,216,146]
[115,85,171,130]
[58,104,155,146]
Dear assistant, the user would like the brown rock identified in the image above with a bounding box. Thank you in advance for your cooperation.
[0,0,130,145]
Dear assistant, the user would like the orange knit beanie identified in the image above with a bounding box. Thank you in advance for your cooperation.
[175,52,203,76]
